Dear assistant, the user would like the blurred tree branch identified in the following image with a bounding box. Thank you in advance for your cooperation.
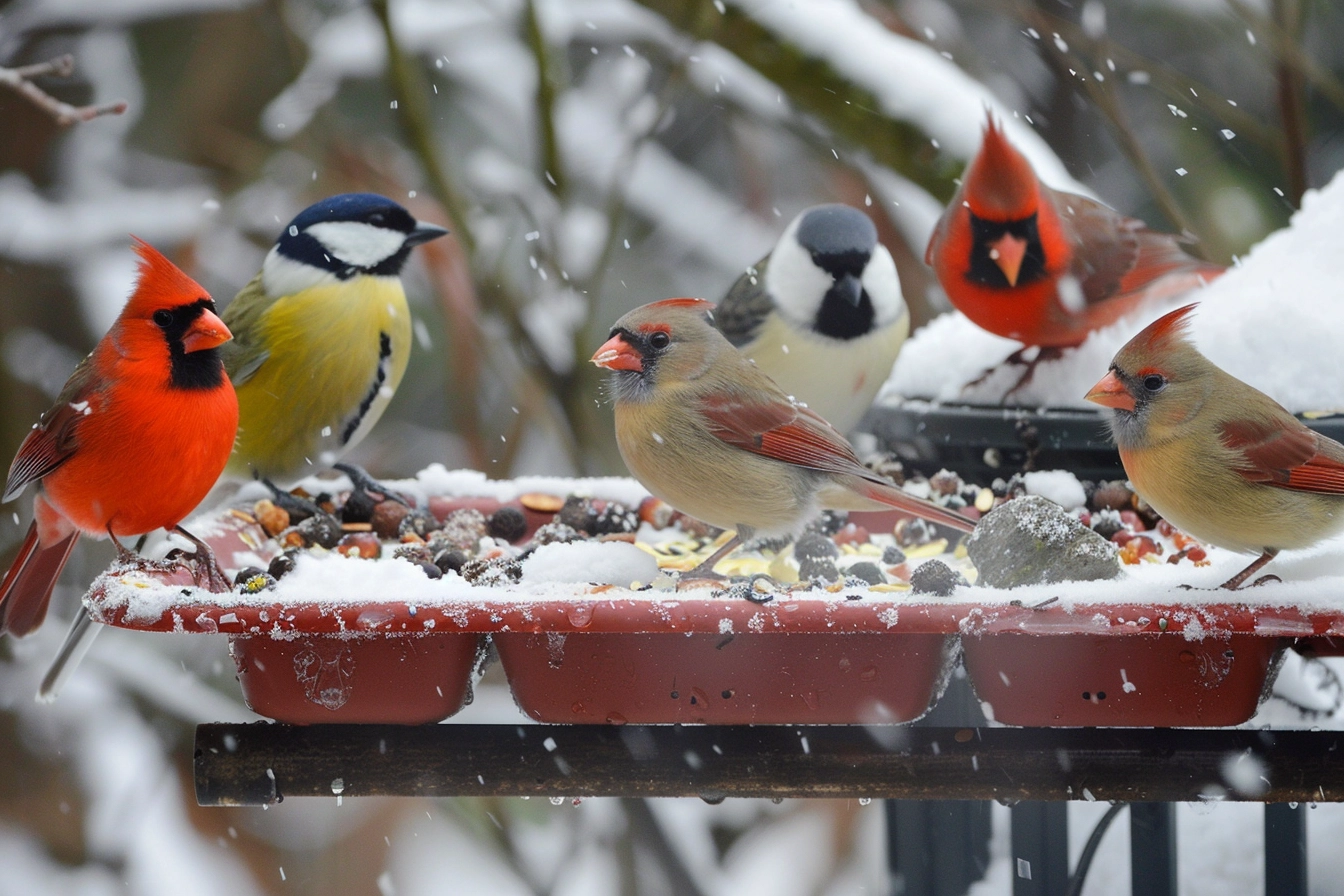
[0,55,127,126]
[524,0,566,197]
[372,0,592,471]
[630,0,961,202]
[1269,0,1309,203]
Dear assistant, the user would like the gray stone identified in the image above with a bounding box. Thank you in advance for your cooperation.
[967,494,1121,589]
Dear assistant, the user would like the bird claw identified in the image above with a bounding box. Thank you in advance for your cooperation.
[1250,574,1282,588]
[334,462,412,506]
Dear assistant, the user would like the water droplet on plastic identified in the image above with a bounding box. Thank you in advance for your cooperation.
[858,797,872,806]
[549,796,564,805]
[606,712,628,725]
[567,603,595,628]
[859,665,878,682]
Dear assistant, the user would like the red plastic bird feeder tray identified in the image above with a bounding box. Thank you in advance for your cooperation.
[80,491,1343,728]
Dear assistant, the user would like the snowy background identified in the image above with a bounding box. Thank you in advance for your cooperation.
[3,0,1344,893]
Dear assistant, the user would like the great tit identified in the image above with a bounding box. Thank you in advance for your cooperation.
[714,204,908,434]
[220,193,448,483]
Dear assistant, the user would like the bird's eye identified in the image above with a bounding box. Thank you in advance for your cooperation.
[153,309,174,327]
[1142,374,1167,393]
[648,331,671,350]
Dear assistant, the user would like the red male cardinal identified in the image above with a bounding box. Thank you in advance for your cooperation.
[0,239,239,636]
[927,115,1223,390]
[592,298,974,576]
[1086,303,1344,589]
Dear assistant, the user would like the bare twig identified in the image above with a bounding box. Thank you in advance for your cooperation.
[1226,0,1344,115]
[1270,0,1309,203]
[0,54,127,126]
[1005,2,1201,243]
[523,0,566,197]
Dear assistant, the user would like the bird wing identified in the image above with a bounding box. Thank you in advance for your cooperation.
[3,356,100,502]
[219,274,274,387]
[713,255,774,347]
[697,389,867,477]
[1057,191,1220,307]
[1220,417,1344,494]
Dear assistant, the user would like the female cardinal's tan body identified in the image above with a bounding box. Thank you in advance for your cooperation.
[1087,303,1344,588]
[592,299,973,554]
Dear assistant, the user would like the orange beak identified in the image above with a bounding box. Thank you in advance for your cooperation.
[182,308,233,353]
[988,233,1028,287]
[1085,370,1135,412]
[591,334,643,372]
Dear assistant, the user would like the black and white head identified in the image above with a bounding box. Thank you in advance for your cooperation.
[764,204,904,340]
[261,193,449,297]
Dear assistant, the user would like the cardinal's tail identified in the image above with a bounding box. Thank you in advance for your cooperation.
[0,521,79,637]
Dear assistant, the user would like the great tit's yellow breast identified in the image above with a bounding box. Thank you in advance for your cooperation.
[230,276,412,482]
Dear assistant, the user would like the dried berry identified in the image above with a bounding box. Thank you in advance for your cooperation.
[794,531,839,562]
[371,501,411,540]
[398,510,438,540]
[487,506,528,542]
[638,496,673,528]
[1090,508,1124,540]
[557,495,597,534]
[393,543,435,565]
[336,532,381,559]
[266,550,299,580]
[1119,509,1146,532]
[297,513,343,549]
[532,521,583,545]
[592,502,638,535]
[233,567,276,594]
[438,508,487,551]
[253,499,290,538]
[434,549,469,575]
[881,544,907,565]
[929,469,962,497]
[415,560,443,579]
[341,488,377,524]
[798,556,840,583]
[460,556,523,586]
[833,523,870,546]
[1092,480,1133,512]
[846,562,885,586]
[894,517,934,547]
[910,559,964,597]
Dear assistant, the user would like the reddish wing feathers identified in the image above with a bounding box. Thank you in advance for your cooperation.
[2,359,100,502]
[1220,418,1344,494]
[696,392,868,478]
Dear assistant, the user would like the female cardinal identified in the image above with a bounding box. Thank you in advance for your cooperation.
[927,115,1222,390]
[592,298,974,577]
[0,239,239,636]
[1086,303,1344,589]
[714,204,908,434]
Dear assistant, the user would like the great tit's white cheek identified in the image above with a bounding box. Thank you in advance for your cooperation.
[861,245,905,327]
[306,221,407,268]
[261,248,335,298]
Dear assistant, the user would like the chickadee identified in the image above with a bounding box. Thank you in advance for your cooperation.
[714,204,908,433]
